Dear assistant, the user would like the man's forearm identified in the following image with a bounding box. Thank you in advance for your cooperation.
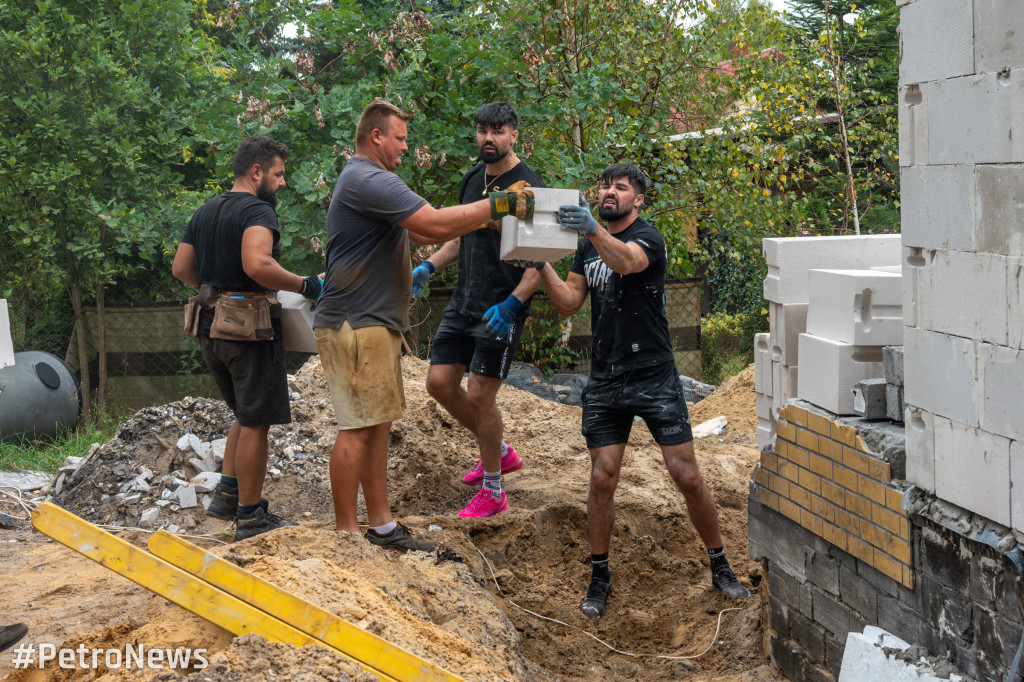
[511,266,541,302]
[426,238,460,270]
[587,229,646,275]
[538,264,586,317]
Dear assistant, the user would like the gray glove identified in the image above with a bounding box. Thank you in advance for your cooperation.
[556,191,599,236]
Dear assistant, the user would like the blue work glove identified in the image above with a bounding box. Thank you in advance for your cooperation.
[299,275,323,301]
[556,191,600,236]
[411,261,435,299]
[482,295,524,339]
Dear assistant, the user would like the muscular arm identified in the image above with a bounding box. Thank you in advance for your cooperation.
[400,200,492,244]
[585,229,650,275]
[171,242,199,288]
[537,264,589,317]
[511,266,542,301]
[241,225,304,293]
[420,237,461,270]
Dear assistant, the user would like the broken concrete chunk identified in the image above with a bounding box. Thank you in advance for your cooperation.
[886,384,904,422]
[852,378,887,419]
[176,434,192,452]
[883,345,904,387]
[188,455,217,474]
[190,471,220,493]
[139,507,159,528]
[210,438,227,463]
[177,485,198,509]
[62,455,83,470]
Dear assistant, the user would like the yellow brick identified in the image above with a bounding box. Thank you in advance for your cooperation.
[777,420,797,443]
[843,447,871,475]
[761,451,779,473]
[808,453,834,478]
[790,485,811,510]
[801,509,823,536]
[762,489,779,511]
[886,487,905,512]
[834,464,859,491]
[774,439,789,460]
[787,445,810,469]
[832,421,857,447]
[806,411,832,437]
[779,498,801,522]
[769,474,790,497]
[855,434,870,452]
[848,536,873,562]
[799,467,822,495]
[846,492,873,520]
[783,404,808,427]
[752,467,770,488]
[821,480,846,506]
[903,565,916,590]
[835,508,861,535]
[819,438,843,461]
[886,535,912,564]
[810,494,835,523]
[778,460,801,483]
[822,523,848,551]
[868,458,891,483]
[873,506,903,535]
[796,427,819,452]
[859,476,887,505]
[899,517,909,539]
[861,522,887,550]
[873,549,905,583]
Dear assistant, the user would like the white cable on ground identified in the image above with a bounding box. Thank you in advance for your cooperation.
[0,486,35,519]
[472,545,743,662]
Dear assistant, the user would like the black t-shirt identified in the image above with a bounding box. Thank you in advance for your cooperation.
[570,217,675,378]
[447,161,546,318]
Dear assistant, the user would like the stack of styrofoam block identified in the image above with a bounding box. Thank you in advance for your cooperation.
[899,0,1024,530]
[754,332,774,450]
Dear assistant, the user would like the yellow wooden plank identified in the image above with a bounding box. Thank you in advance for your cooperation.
[149,531,461,682]
[31,502,393,682]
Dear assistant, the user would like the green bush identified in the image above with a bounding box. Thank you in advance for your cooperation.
[700,311,768,385]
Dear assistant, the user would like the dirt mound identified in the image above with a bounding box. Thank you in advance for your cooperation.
[8,356,779,681]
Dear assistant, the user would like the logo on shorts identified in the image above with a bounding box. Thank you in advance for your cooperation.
[631,342,639,352]
[659,424,684,435]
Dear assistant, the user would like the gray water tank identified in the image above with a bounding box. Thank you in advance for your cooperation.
[0,351,80,441]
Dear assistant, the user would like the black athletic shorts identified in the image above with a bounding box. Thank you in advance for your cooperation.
[199,319,291,427]
[429,307,527,380]
[581,361,693,449]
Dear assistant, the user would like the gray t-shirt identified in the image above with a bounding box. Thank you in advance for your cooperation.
[314,157,427,332]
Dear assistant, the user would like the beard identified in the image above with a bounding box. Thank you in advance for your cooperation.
[257,181,278,208]
[597,202,629,222]
[479,144,509,164]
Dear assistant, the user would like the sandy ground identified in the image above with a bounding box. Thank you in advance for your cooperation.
[0,358,782,681]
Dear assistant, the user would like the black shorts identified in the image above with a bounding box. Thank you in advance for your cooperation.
[581,361,693,449]
[429,307,527,380]
[199,321,291,427]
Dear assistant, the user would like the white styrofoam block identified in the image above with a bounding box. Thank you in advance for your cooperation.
[975,164,1024,257]
[905,406,936,492]
[797,334,883,415]
[769,302,807,365]
[899,0,975,86]
[499,188,581,262]
[870,266,902,274]
[1010,258,1024,350]
[974,0,1024,74]
[806,269,903,346]
[757,417,776,451]
[926,72,1024,166]
[903,248,926,328]
[754,333,772,397]
[839,626,966,682]
[898,85,927,167]
[277,290,317,353]
[899,164,976,252]
[762,235,902,304]
[934,415,1011,526]
[1012,440,1024,532]
[0,300,12,370]
[979,343,1024,441]
[923,250,1008,346]
[772,361,798,404]
[903,326,979,426]
[756,392,773,420]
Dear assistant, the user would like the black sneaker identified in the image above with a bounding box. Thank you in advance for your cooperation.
[712,565,751,599]
[0,623,28,652]
[580,577,613,619]
[364,522,435,553]
[234,506,298,541]
[206,485,266,521]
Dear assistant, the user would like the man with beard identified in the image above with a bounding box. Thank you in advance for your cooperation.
[538,163,750,619]
[173,135,321,541]
[410,102,545,518]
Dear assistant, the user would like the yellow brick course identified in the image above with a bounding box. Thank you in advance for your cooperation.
[861,522,887,551]
[762,490,779,512]
[777,420,796,442]
[835,508,861,535]
[761,451,779,473]
[796,427,819,452]
[778,460,800,483]
[821,480,846,506]
[873,549,905,583]
[832,421,857,447]
[886,487,905,512]
[787,444,810,469]
[848,536,874,562]
[819,438,843,461]
[806,412,832,437]
[801,509,823,536]
[799,467,822,495]
[846,492,873,519]
[808,453,834,478]
[774,439,789,460]
[810,494,835,523]
[753,467,770,488]
[783,404,808,427]
[790,485,811,510]
[844,447,871,475]
[833,465,859,491]
[769,473,790,497]
[868,458,891,483]
[873,505,904,537]
[885,534,912,564]
[859,476,888,505]
[822,523,848,551]
[779,498,801,523]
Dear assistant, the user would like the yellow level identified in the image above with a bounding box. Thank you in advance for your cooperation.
[149,530,463,682]
[30,502,395,681]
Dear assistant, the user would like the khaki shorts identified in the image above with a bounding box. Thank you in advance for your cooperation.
[314,321,405,430]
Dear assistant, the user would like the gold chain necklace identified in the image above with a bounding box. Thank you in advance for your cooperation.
[481,159,515,195]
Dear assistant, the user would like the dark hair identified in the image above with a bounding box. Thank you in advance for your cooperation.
[473,102,519,130]
[356,99,413,145]
[233,136,289,178]
[601,163,648,195]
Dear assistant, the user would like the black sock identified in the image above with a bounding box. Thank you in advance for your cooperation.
[591,553,611,582]
[237,502,261,516]
[707,546,728,573]
[219,475,239,493]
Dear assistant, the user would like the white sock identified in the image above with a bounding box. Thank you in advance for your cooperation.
[500,441,509,456]
[482,470,502,498]
[372,521,397,535]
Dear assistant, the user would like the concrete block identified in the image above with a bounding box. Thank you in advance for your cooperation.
[278,290,317,353]
[899,164,976,251]
[979,343,1024,441]
[899,0,975,85]
[903,327,979,427]
[1010,258,1024,351]
[853,378,888,419]
[1011,440,1024,532]
[755,333,773,396]
[884,346,904,386]
[797,334,884,415]
[934,416,1011,526]
[769,302,807,365]
[773,361,798,405]
[975,164,1024,257]
[974,0,1024,73]
[902,247,927,328]
[499,188,581,262]
[806,269,903,346]
[886,384,904,423]
[923,250,1008,346]
[926,72,1024,166]
[763,235,902,304]
[139,507,159,528]
[839,626,968,682]
[898,85,928,167]
[0,300,12,370]
[177,484,198,509]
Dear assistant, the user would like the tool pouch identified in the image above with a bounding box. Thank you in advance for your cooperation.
[183,296,200,337]
[210,292,275,341]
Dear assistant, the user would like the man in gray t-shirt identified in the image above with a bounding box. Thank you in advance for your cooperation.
[312,100,536,553]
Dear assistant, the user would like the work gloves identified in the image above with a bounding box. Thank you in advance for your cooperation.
[299,275,323,301]
[488,180,535,222]
[483,295,524,340]
[411,261,435,299]
[557,191,600,236]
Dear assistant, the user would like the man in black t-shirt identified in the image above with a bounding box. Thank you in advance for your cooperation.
[411,102,545,519]
[172,135,322,542]
[539,163,750,619]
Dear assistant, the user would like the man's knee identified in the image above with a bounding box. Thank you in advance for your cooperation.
[426,368,459,402]
[466,375,501,409]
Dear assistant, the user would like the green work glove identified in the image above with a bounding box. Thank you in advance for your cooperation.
[488,187,535,221]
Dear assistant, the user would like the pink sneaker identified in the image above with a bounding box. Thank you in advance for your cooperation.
[458,489,508,518]
[461,445,523,486]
